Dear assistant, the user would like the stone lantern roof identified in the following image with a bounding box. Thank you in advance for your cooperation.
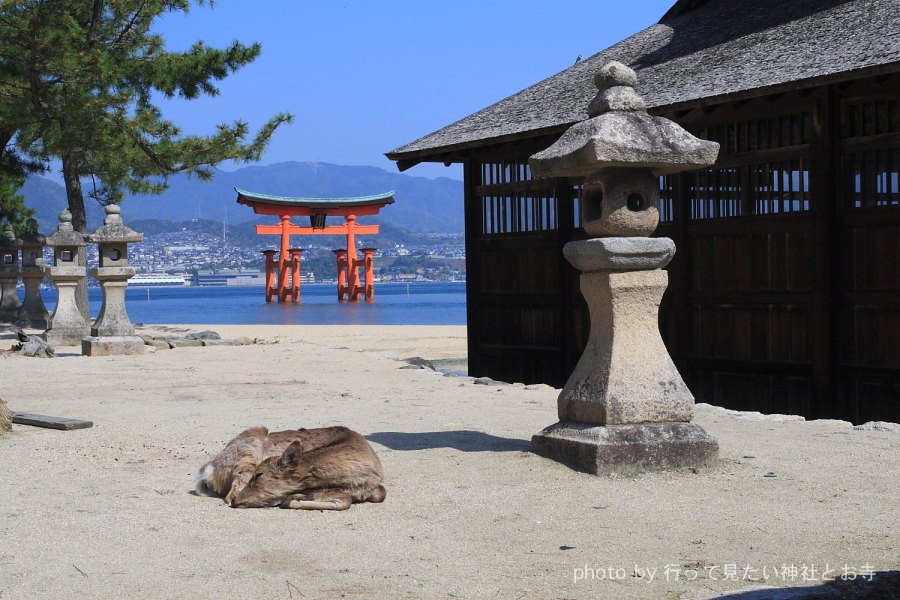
[45,210,87,248]
[529,61,719,178]
[87,204,143,244]
[18,218,45,246]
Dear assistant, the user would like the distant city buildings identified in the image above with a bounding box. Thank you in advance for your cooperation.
[84,228,466,285]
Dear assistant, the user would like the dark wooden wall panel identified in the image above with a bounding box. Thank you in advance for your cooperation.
[834,79,900,421]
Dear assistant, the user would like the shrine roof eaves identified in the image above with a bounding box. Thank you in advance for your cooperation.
[386,0,900,168]
[235,188,395,209]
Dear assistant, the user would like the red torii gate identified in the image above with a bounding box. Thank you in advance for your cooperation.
[235,188,394,303]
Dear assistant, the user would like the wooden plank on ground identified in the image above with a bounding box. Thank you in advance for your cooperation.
[11,412,93,430]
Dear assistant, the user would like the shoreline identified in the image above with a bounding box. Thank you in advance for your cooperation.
[141,323,470,364]
[30,283,469,327]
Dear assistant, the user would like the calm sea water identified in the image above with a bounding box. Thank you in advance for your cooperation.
[35,282,467,326]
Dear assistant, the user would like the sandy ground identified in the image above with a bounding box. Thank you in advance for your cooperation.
[0,325,897,600]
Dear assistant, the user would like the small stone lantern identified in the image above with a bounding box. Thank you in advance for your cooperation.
[82,204,144,356]
[16,218,50,329]
[0,224,22,323]
[43,210,90,345]
[528,61,720,475]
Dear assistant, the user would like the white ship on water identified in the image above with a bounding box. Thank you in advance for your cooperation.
[129,273,189,287]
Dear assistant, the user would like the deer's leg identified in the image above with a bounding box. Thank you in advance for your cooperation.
[280,489,353,511]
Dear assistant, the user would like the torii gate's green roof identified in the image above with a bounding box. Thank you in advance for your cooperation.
[235,188,394,209]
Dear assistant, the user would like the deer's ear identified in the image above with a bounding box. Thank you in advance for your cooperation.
[278,441,304,469]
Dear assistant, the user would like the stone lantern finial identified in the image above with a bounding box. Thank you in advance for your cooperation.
[103,203,123,225]
[587,61,646,116]
[57,209,73,232]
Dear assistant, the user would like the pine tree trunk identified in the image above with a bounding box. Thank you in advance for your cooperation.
[61,152,91,322]
[0,397,11,435]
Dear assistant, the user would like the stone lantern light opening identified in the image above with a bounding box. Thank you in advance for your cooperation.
[528,61,721,475]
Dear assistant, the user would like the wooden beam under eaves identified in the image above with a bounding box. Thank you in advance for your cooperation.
[395,158,421,172]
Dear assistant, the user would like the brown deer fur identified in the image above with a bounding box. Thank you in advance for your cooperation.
[230,426,386,510]
[196,426,385,510]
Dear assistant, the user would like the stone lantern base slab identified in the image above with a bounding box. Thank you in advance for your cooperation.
[531,421,718,476]
[17,315,49,330]
[43,328,90,347]
[81,335,146,356]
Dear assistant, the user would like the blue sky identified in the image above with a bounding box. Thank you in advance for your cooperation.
[153,0,675,181]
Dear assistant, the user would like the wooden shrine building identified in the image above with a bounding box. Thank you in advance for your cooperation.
[236,189,394,303]
[386,0,900,423]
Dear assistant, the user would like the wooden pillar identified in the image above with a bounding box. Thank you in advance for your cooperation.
[555,176,577,381]
[332,249,348,302]
[261,250,277,303]
[277,215,292,303]
[809,85,840,418]
[361,248,375,303]
[672,171,693,385]
[289,248,303,303]
[463,158,482,377]
[345,215,359,301]
[349,254,363,302]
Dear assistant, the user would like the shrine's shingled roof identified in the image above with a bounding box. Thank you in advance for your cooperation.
[386,0,900,169]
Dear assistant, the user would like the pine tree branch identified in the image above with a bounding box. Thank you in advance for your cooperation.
[109,0,148,50]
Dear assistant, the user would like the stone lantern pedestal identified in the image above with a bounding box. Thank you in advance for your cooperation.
[16,219,50,329]
[0,225,21,324]
[528,62,720,475]
[82,204,144,356]
[43,211,90,345]
[555,238,691,424]
[531,238,718,475]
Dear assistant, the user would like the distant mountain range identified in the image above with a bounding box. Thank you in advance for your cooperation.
[20,161,464,234]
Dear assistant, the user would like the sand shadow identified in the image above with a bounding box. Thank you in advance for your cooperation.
[367,430,530,453]
[687,570,899,599]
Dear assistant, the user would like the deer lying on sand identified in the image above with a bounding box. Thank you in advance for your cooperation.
[196,426,386,510]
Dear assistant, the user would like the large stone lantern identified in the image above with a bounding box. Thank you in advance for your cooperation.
[528,61,720,475]
[82,204,144,356]
[43,210,90,345]
[16,218,50,329]
[0,224,22,323]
